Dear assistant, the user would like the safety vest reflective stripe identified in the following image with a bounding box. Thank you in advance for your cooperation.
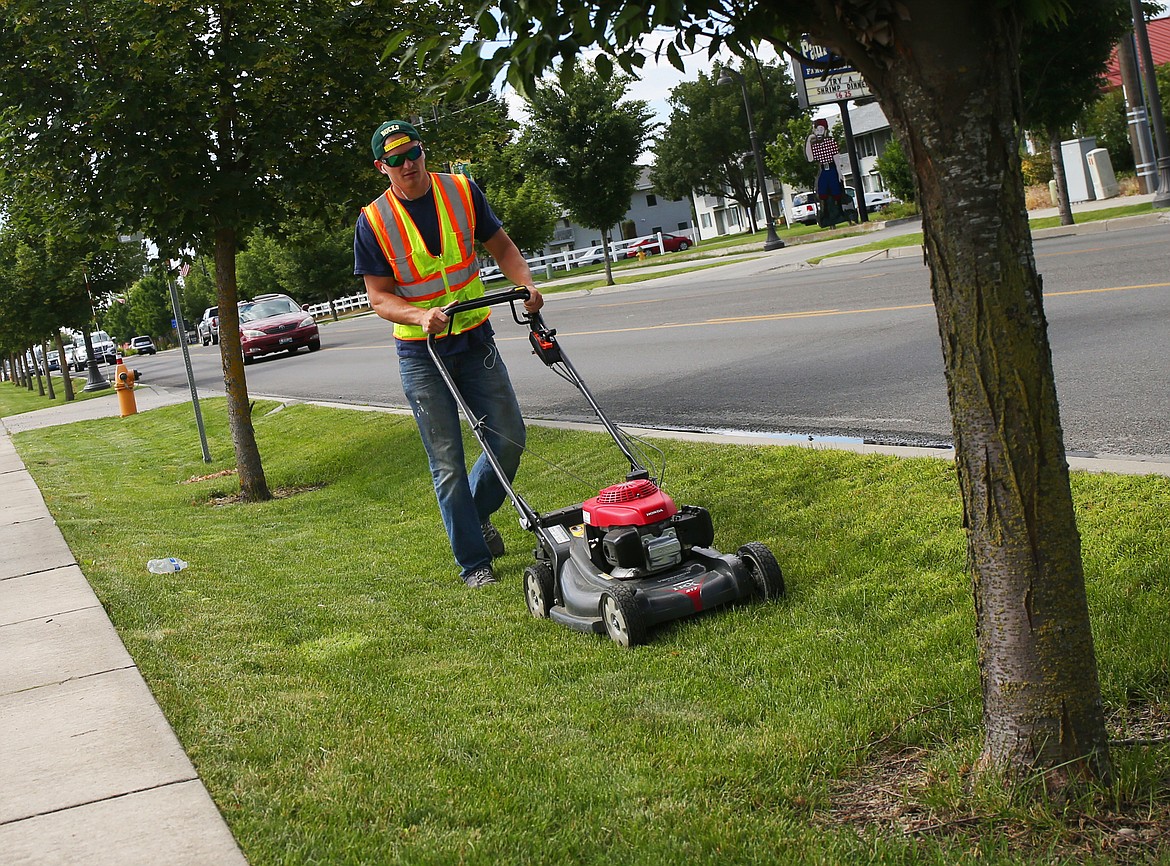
[363,172,489,341]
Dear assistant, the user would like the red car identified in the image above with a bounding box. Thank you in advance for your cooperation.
[239,293,321,364]
[625,233,693,257]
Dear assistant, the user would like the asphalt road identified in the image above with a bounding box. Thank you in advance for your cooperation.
[132,223,1170,459]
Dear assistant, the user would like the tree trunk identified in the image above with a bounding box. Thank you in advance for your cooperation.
[42,341,55,400]
[28,345,45,395]
[849,5,1110,783]
[214,226,271,502]
[1048,130,1075,226]
[55,332,75,401]
[601,228,616,286]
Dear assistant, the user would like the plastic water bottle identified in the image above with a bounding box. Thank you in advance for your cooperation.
[147,557,188,574]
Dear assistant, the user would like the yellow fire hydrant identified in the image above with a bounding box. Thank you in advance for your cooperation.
[114,357,141,417]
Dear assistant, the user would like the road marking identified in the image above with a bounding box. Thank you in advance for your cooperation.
[1046,282,1170,298]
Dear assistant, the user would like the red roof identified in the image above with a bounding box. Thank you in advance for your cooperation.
[1105,16,1170,89]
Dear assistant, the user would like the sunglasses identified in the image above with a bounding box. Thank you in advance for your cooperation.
[381,144,423,168]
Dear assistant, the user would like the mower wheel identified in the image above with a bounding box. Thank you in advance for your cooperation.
[523,562,555,618]
[737,542,785,600]
[599,584,646,648]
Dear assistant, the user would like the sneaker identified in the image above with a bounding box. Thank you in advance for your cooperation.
[481,520,505,558]
[463,566,498,588]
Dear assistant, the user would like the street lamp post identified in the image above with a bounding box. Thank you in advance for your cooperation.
[718,67,785,251]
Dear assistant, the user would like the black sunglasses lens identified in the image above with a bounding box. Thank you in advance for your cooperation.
[384,145,421,167]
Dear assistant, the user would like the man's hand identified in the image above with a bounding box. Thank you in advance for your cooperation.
[419,307,450,335]
[523,287,544,313]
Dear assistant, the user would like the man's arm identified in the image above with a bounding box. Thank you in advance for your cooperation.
[363,274,452,335]
[482,228,544,313]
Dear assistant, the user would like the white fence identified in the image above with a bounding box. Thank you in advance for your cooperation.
[304,231,693,319]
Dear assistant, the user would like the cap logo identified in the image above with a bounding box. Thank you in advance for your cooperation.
[382,135,413,153]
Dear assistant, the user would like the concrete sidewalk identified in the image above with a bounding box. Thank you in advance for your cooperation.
[0,399,247,865]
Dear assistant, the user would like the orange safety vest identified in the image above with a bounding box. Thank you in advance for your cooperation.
[362,172,490,342]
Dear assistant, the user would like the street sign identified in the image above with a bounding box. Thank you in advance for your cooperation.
[790,37,873,108]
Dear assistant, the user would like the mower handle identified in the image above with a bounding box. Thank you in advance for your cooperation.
[440,287,529,318]
[429,288,537,342]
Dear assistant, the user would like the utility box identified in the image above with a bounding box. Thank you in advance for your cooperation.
[1087,148,1120,200]
[1061,137,1097,203]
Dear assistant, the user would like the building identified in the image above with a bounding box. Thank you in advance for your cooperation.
[1104,17,1170,89]
[541,167,695,257]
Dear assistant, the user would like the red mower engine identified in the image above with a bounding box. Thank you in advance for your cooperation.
[583,479,715,576]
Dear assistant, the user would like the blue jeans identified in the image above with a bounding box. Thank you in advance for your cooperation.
[399,340,526,577]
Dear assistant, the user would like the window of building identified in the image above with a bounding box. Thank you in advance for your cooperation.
[700,213,713,228]
[646,194,657,207]
[651,226,663,234]
[677,222,688,231]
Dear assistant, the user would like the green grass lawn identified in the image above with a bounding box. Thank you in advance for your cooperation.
[811,202,1159,263]
[0,372,112,415]
[8,399,1170,865]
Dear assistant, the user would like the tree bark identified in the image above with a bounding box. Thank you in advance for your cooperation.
[55,332,75,401]
[601,228,616,286]
[42,341,55,400]
[214,226,271,502]
[829,3,1111,782]
[30,344,45,395]
[1048,130,1075,226]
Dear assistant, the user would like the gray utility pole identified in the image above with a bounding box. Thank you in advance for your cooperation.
[717,66,785,251]
[1117,34,1157,195]
[1130,0,1170,207]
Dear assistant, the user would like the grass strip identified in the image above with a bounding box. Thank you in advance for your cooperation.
[810,202,1158,264]
[0,374,112,416]
[10,400,1170,865]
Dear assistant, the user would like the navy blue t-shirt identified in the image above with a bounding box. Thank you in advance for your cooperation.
[355,175,504,358]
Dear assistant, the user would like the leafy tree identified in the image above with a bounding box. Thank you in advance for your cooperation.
[126,272,177,343]
[766,115,820,193]
[412,0,1129,785]
[652,60,802,232]
[180,260,218,329]
[268,219,363,319]
[0,194,144,400]
[0,0,469,501]
[473,142,561,255]
[1081,88,1134,174]
[873,137,916,204]
[102,296,134,344]
[523,62,654,286]
[237,234,285,301]
[1018,1,1133,225]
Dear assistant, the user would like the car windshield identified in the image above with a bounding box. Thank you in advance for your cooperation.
[240,297,300,322]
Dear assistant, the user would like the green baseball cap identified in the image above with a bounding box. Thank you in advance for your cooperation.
[371,120,421,159]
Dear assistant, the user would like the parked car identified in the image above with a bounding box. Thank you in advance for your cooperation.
[792,187,862,227]
[792,191,820,225]
[72,330,117,366]
[129,335,157,355]
[572,247,612,267]
[237,293,320,364]
[46,350,60,372]
[624,233,692,257]
[862,189,900,211]
[198,307,219,345]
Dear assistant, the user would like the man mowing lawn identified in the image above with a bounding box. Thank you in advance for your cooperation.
[355,118,544,589]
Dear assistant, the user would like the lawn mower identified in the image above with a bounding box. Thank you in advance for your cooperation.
[427,288,785,647]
